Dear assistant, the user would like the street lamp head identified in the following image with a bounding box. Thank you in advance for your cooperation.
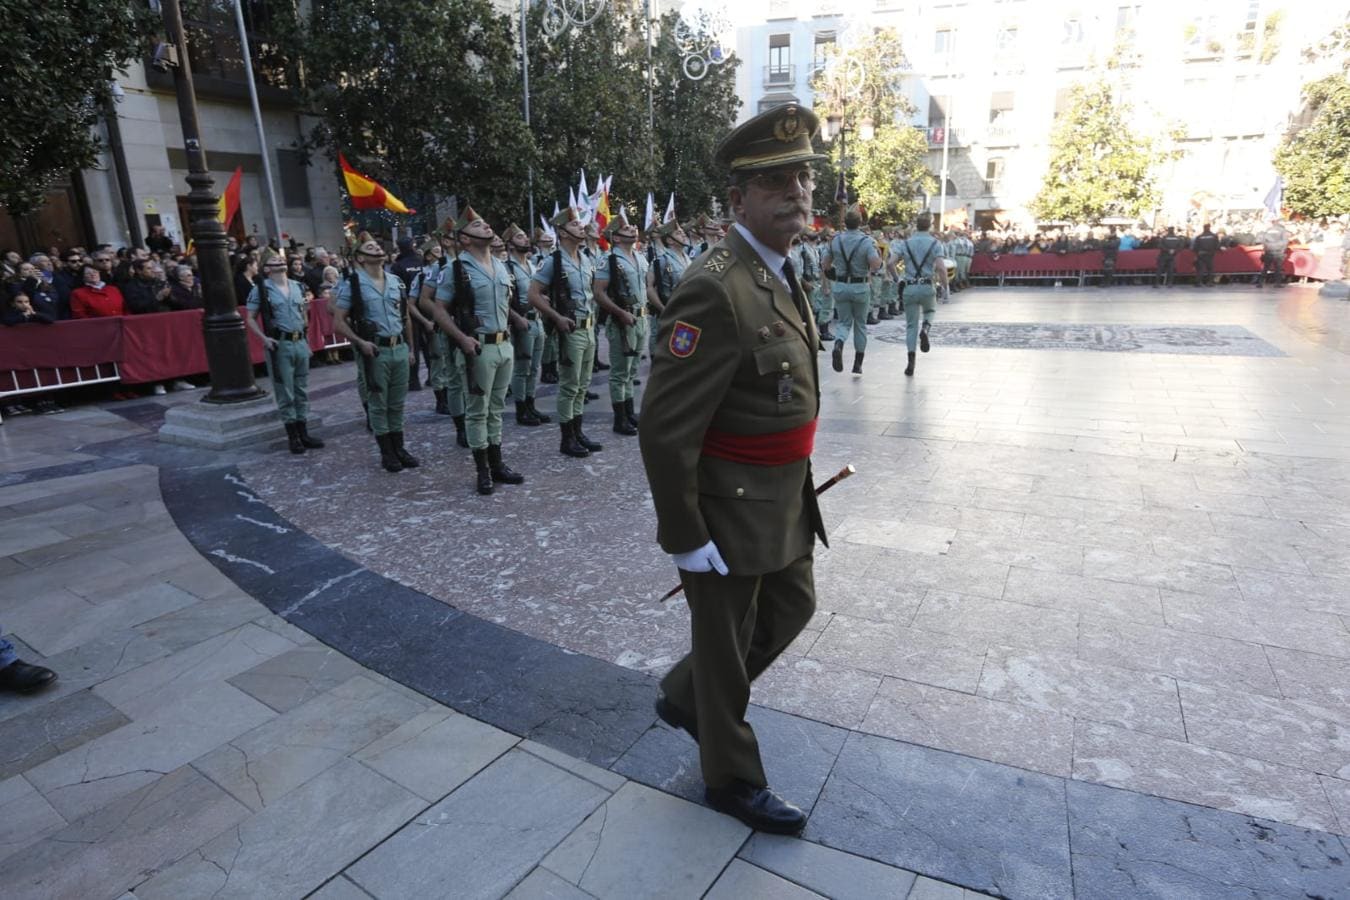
[858,118,874,141]
[824,113,842,140]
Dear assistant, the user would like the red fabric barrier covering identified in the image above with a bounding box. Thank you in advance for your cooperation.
[0,317,123,370]
[308,303,338,351]
[971,246,1321,277]
[118,310,267,384]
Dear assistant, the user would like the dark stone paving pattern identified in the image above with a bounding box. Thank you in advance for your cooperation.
[877,322,1286,356]
[158,462,1350,899]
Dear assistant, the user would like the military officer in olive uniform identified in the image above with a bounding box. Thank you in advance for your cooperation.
[640,104,829,836]
[821,208,881,375]
[419,209,527,494]
[503,224,551,427]
[890,212,948,378]
[529,208,604,458]
[594,211,654,435]
[334,240,420,472]
[245,249,324,454]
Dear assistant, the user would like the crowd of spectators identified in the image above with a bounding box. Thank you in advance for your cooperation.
[1,233,357,417]
[972,214,1345,259]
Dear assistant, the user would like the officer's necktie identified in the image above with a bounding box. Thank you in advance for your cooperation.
[781,258,809,327]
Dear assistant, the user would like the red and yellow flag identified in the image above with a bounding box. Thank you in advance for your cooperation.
[595,189,611,251]
[218,166,243,225]
[339,153,414,215]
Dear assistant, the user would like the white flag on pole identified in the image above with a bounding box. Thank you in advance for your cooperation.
[644,192,656,232]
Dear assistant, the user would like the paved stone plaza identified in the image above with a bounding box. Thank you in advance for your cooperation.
[0,283,1348,899]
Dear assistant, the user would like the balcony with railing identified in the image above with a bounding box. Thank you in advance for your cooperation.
[763,64,797,88]
[925,125,964,147]
[145,13,296,104]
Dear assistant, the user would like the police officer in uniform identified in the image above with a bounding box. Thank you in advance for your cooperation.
[641,104,828,835]
[1154,227,1185,288]
[503,224,551,427]
[891,212,948,377]
[420,209,527,494]
[1192,223,1220,287]
[529,208,603,458]
[821,208,881,375]
[593,211,653,436]
[334,240,420,472]
[1100,227,1121,288]
[1259,221,1289,287]
[245,249,324,454]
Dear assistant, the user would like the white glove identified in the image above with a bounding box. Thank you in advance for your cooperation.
[671,540,729,576]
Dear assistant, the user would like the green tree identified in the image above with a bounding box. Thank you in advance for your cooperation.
[264,0,535,229]
[809,28,929,224]
[0,0,157,214]
[1031,81,1172,223]
[1274,74,1350,217]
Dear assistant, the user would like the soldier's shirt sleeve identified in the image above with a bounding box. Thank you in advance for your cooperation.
[531,257,554,286]
[638,272,741,556]
[333,278,352,311]
[245,284,261,312]
[433,274,453,304]
[867,237,880,265]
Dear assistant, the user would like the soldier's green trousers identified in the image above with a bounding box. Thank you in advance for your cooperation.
[660,552,816,789]
[511,317,545,401]
[556,320,596,422]
[542,331,559,366]
[605,313,645,403]
[266,337,311,423]
[428,331,467,416]
[810,283,833,329]
[902,284,938,353]
[365,342,409,435]
[467,341,512,449]
[956,255,971,285]
[831,283,870,353]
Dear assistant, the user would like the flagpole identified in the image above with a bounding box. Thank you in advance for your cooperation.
[232,0,283,245]
[520,0,536,233]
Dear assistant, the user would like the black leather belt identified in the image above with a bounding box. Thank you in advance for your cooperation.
[573,316,590,329]
[834,276,868,284]
[374,335,403,347]
[904,278,933,285]
[478,331,509,345]
[270,329,306,341]
[526,311,538,320]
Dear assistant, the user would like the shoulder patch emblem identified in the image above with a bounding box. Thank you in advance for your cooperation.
[670,320,701,358]
[706,251,731,274]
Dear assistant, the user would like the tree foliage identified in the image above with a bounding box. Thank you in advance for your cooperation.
[809,28,929,224]
[1274,74,1350,218]
[0,0,156,214]
[264,0,535,230]
[1031,81,1172,223]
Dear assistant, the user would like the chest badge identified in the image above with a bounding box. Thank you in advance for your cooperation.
[670,320,701,358]
[757,326,771,342]
[777,373,794,404]
[772,321,787,336]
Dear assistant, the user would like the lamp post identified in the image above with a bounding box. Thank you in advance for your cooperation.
[160,0,263,404]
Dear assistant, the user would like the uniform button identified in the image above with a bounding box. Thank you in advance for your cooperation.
[735,487,745,497]
[781,361,790,371]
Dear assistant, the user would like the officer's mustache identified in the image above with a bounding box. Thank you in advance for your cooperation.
[776,200,811,217]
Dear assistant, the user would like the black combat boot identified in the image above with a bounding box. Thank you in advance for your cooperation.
[905,352,916,377]
[574,414,603,452]
[285,422,306,455]
[594,357,611,371]
[376,433,402,472]
[852,352,864,375]
[560,420,589,458]
[453,414,469,448]
[488,444,525,484]
[434,388,450,415]
[866,310,879,325]
[612,403,637,436]
[541,361,559,384]
[527,397,551,423]
[391,432,420,468]
[920,322,931,353]
[831,341,844,373]
[877,306,892,320]
[889,301,900,316]
[472,448,494,495]
[625,397,639,428]
[297,421,324,449]
[819,322,835,342]
[408,364,422,391]
[362,402,372,433]
[585,390,598,402]
[515,400,540,426]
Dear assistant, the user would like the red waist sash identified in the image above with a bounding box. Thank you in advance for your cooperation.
[701,419,817,466]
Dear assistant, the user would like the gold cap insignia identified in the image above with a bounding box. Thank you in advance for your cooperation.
[773,109,802,143]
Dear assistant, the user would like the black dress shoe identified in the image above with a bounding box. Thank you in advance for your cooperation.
[0,660,57,694]
[654,695,698,742]
[705,781,806,834]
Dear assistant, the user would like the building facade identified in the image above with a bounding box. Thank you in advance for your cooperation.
[733,0,1346,229]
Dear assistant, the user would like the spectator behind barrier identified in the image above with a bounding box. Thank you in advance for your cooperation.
[168,265,203,310]
[1,291,55,327]
[70,262,125,318]
[124,258,174,314]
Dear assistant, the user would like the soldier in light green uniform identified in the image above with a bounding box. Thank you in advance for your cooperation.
[650,219,689,356]
[431,233,475,448]
[503,224,551,428]
[821,208,881,375]
[534,229,560,384]
[866,228,889,323]
[529,208,603,458]
[888,212,948,378]
[245,249,324,455]
[593,212,654,436]
[809,229,835,339]
[420,209,527,495]
[333,240,420,472]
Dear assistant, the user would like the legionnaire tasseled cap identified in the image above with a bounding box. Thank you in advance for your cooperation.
[692,213,713,231]
[355,239,385,258]
[550,207,579,228]
[259,248,285,268]
[604,209,634,238]
[585,222,600,239]
[533,227,555,242]
[715,104,826,174]
[655,220,683,240]
[453,206,483,232]
[501,224,526,243]
[419,238,439,254]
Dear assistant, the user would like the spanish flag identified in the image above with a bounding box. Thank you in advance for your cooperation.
[339,153,414,215]
[218,166,243,226]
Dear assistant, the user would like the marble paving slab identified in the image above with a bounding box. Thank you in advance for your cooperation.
[877,323,1286,357]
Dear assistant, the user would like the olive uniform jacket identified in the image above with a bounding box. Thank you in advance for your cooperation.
[639,226,828,577]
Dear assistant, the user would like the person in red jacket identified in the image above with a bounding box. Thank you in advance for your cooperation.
[70,262,125,318]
